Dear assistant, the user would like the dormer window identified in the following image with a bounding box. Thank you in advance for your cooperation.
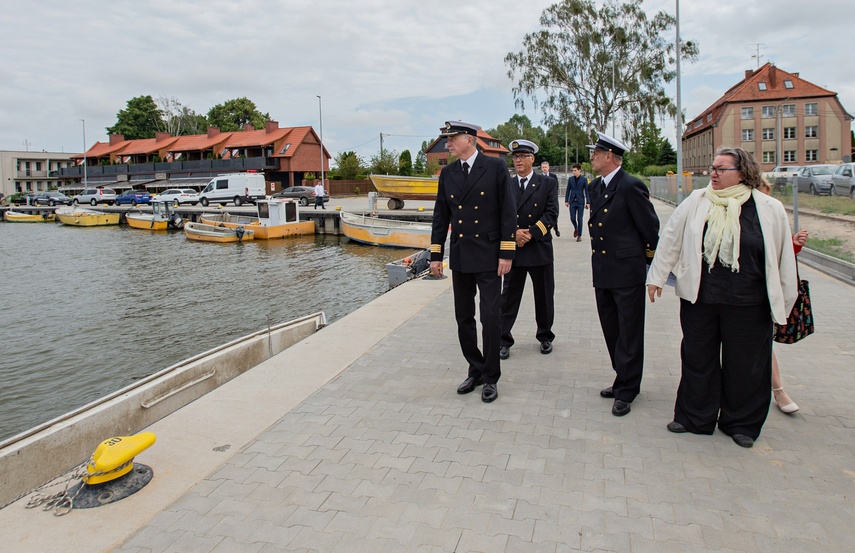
[784,80,794,89]
[279,143,292,154]
[758,82,767,91]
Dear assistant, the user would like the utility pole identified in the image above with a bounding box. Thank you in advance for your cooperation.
[317,95,324,191]
[675,0,683,203]
[380,133,384,161]
[22,139,31,152]
[564,127,568,172]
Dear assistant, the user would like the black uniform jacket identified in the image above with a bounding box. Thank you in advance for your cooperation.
[431,154,517,273]
[514,173,559,267]
[588,168,660,289]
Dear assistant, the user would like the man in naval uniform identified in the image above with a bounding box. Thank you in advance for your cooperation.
[429,121,517,403]
[500,140,559,360]
[587,132,660,417]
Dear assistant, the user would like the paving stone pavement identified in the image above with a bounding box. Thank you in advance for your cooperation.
[116,200,855,553]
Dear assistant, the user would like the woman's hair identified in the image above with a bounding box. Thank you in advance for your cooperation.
[715,146,763,188]
[758,177,772,195]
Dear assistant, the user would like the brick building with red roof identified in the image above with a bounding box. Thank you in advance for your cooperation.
[682,63,852,175]
[424,129,510,170]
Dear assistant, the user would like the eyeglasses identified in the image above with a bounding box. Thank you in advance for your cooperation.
[708,166,739,175]
[511,154,532,160]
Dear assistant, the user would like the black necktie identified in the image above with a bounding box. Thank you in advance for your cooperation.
[462,161,469,182]
[519,177,527,193]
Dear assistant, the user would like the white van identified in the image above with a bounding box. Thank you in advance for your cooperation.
[199,172,266,206]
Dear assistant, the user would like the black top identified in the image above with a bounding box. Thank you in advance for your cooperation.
[699,196,767,305]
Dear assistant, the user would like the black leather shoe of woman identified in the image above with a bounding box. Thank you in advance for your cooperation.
[732,434,754,448]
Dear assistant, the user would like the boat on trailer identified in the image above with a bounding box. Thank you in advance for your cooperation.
[368,174,438,210]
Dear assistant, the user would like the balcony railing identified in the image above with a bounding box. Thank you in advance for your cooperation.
[58,157,279,178]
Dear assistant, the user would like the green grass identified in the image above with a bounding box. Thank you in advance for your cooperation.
[770,188,855,216]
[805,237,855,263]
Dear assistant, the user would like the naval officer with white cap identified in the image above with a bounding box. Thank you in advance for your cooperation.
[587,132,660,417]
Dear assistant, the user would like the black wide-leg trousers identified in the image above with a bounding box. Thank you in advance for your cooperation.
[452,269,502,384]
[500,263,556,347]
[675,299,773,439]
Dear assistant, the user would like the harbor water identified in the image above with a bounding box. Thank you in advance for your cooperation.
[0,221,405,442]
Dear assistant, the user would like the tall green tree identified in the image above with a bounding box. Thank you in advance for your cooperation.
[487,114,544,149]
[334,151,364,180]
[414,146,426,174]
[398,150,413,176]
[206,97,270,132]
[505,0,699,138]
[657,139,677,165]
[157,96,208,136]
[106,95,162,139]
[369,149,399,175]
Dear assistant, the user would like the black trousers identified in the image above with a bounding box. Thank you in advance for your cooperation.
[314,195,326,209]
[452,269,502,384]
[500,263,555,347]
[569,204,584,234]
[675,299,772,439]
[595,285,646,402]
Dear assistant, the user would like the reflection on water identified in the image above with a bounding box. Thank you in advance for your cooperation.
[0,222,406,441]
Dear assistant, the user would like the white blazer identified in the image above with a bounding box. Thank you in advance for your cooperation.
[646,188,798,325]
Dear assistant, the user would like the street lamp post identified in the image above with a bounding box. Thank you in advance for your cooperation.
[80,119,88,187]
[316,96,324,194]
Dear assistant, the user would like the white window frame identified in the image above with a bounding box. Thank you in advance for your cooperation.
[762,151,775,163]
[761,106,775,118]
[782,104,796,117]
[741,107,754,120]
[805,125,818,138]
[784,151,797,162]
[805,103,818,116]
[741,129,755,141]
[805,150,818,162]
[762,128,775,140]
[784,127,797,139]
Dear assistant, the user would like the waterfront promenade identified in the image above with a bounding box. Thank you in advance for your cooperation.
[3,199,855,552]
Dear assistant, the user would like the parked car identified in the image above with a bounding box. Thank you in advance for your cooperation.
[114,189,153,206]
[31,191,73,206]
[73,187,117,206]
[11,193,38,206]
[155,188,199,206]
[271,186,329,206]
[830,163,855,199]
[795,165,837,195]
[763,165,801,188]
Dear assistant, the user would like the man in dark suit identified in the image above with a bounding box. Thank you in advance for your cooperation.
[565,163,589,242]
[430,121,517,403]
[587,132,660,417]
[500,140,559,359]
[540,161,560,237]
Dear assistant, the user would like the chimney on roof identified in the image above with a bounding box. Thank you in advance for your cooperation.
[769,65,777,88]
[744,69,754,80]
[155,131,170,142]
[109,133,125,145]
[207,126,220,138]
[265,120,279,133]
[792,72,799,77]
[243,123,255,131]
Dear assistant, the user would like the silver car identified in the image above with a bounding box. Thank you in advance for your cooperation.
[794,165,837,195]
[72,187,117,206]
[830,163,855,199]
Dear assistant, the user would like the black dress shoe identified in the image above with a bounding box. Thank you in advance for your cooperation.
[539,341,553,354]
[555,229,560,237]
[732,434,754,448]
[599,387,614,398]
[573,229,578,238]
[457,377,481,395]
[667,421,687,433]
[612,399,631,416]
[481,383,498,403]
[499,346,510,360]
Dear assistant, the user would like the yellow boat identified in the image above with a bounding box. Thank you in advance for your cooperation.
[4,210,56,222]
[340,211,431,249]
[56,207,121,227]
[369,174,438,210]
[125,200,184,231]
[200,199,314,239]
[184,221,254,243]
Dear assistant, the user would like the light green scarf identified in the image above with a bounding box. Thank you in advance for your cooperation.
[703,183,752,272]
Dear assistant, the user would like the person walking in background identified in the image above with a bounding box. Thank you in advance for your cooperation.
[587,132,660,417]
[313,180,326,209]
[540,161,560,237]
[565,164,589,242]
[646,147,797,447]
[429,121,517,403]
[500,140,559,360]
[758,179,808,414]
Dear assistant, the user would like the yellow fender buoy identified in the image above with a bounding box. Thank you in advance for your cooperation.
[85,432,156,485]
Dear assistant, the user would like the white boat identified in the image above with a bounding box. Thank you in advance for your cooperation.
[340,211,431,249]
[184,221,254,242]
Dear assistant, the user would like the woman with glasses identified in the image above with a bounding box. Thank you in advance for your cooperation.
[646,147,798,448]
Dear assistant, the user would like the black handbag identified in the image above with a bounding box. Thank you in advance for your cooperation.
[774,264,814,344]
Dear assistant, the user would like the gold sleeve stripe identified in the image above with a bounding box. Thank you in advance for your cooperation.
[500,241,516,251]
[430,244,443,253]
[536,221,547,235]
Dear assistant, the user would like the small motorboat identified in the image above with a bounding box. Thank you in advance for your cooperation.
[386,248,432,288]
[183,221,254,242]
[125,200,184,231]
[56,207,121,227]
[200,199,314,239]
[340,211,431,249]
[369,174,438,210]
[4,210,56,222]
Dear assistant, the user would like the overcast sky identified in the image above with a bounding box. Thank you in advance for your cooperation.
[1,0,852,164]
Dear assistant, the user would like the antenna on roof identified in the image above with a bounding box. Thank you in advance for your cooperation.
[750,43,765,69]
